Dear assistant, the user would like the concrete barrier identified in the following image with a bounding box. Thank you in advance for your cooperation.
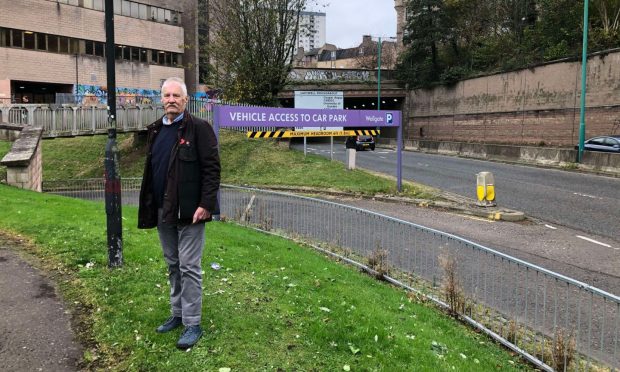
[378,138,620,176]
[1,124,43,191]
[0,123,23,141]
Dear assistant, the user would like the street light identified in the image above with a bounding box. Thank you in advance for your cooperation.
[578,0,590,163]
[373,36,396,111]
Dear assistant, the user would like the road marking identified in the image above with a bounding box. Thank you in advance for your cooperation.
[576,235,612,248]
[379,156,386,159]
[573,192,601,199]
[545,224,557,230]
[377,151,391,154]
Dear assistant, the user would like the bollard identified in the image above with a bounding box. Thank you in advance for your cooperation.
[346,148,356,170]
[476,171,496,207]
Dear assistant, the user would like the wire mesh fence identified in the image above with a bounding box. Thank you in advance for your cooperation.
[42,180,619,371]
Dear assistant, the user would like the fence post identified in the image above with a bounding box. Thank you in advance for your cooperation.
[26,106,36,125]
[51,109,56,136]
[91,106,96,133]
[71,106,78,135]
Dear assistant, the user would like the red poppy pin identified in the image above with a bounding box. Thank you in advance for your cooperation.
[180,138,186,145]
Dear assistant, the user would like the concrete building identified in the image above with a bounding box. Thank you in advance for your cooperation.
[0,0,198,104]
[296,11,325,52]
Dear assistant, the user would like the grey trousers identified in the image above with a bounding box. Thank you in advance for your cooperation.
[157,209,205,326]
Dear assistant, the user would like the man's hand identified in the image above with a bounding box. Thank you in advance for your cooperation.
[192,207,211,224]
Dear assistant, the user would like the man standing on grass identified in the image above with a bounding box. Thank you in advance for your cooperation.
[138,77,220,349]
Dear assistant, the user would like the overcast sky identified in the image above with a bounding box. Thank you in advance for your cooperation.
[311,0,397,49]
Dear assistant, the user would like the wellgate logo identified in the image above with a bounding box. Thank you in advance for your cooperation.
[365,115,384,123]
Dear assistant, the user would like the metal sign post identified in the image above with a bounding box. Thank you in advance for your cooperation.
[104,0,123,267]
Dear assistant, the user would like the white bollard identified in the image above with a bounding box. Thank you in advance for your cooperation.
[346,148,356,170]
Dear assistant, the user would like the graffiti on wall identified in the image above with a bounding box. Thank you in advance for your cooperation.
[288,69,372,82]
[74,85,161,105]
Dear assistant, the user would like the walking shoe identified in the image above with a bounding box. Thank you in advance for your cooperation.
[176,325,203,349]
[155,316,182,333]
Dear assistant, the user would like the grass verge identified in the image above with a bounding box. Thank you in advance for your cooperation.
[0,184,530,371]
[0,139,10,182]
[40,130,437,199]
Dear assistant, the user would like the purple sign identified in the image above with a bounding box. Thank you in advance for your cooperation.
[214,105,400,128]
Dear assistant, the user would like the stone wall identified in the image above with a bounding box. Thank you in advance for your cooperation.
[407,50,620,146]
[1,125,43,192]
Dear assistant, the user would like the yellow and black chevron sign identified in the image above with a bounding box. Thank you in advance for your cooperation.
[247,129,379,138]
[351,129,379,136]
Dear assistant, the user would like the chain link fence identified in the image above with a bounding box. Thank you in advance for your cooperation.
[43,179,619,371]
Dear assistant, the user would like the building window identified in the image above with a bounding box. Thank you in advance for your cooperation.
[0,28,8,47]
[151,50,159,64]
[130,46,139,61]
[36,33,46,51]
[116,45,125,60]
[48,34,59,53]
[70,39,80,54]
[93,0,104,11]
[24,31,35,50]
[114,0,121,14]
[95,42,105,57]
[138,4,147,19]
[59,36,69,53]
[139,48,147,62]
[157,8,165,23]
[85,40,93,55]
[130,2,139,18]
[121,0,131,16]
[84,0,94,8]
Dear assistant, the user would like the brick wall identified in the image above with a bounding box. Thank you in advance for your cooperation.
[0,48,183,91]
[0,0,198,92]
[407,50,620,146]
[0,0,184,52]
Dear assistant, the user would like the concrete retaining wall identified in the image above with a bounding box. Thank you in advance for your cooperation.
[1,124,43,191]
[0,123,23,141]
[407,50,620,146]
[378,138,620,176]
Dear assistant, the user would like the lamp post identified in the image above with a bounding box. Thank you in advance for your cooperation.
[104,0,123,268]
[578,0,590,163]
[374,36,396,111]
[378,36,382,111]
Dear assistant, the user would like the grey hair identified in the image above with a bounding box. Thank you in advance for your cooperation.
[161,77,188,97]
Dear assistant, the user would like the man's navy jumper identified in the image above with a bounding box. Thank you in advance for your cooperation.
[151,113,184,208]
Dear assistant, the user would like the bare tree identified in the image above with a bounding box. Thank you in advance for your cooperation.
[206,0,309,105]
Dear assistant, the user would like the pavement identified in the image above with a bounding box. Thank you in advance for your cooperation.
[0,236,81,372]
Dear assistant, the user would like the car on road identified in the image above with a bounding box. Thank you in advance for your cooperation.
[576,135,620,153]
[345,135,375,151]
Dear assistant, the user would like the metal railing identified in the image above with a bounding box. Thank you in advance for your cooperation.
[0,98,273,137]
[42,179,620,371]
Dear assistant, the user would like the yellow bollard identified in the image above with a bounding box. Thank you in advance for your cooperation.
[476,172,496,207]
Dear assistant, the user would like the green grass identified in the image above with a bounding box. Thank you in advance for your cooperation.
[0,139,10,182]
[0,184,531,371]
[39,131,437,199]
[42,134,144,180]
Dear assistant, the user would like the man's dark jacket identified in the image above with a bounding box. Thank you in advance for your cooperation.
[138,111,220,228]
